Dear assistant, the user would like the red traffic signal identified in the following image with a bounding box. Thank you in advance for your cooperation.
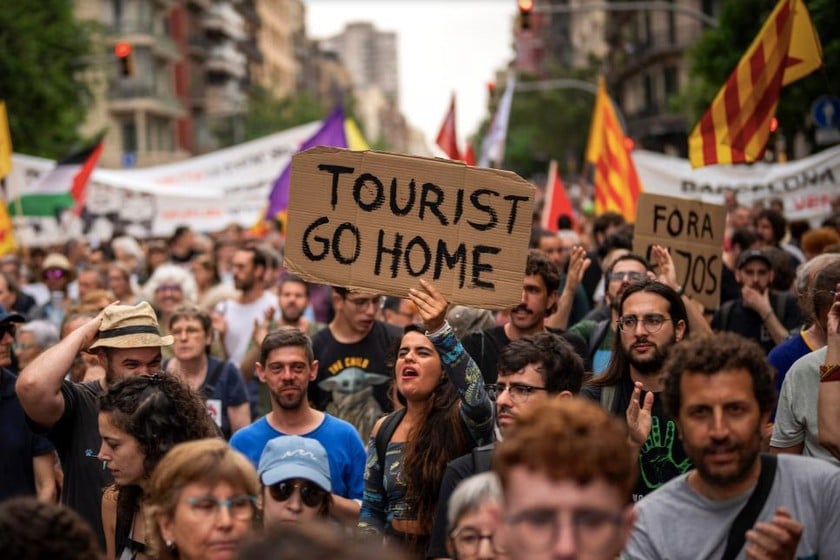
[114,41,135,77]
[518,0,534,30]
[114,41,132,58]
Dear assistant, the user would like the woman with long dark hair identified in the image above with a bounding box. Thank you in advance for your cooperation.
[98,373,218,559]
[358,280,493,557]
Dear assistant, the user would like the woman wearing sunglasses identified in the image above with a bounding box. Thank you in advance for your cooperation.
[98,374,218,560]
[258,435,332,525]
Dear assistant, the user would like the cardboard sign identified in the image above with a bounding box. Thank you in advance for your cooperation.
[633,193,726,311]
[284,147,535,309]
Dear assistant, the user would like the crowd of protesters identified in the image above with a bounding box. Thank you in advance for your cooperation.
[1,194,840,559]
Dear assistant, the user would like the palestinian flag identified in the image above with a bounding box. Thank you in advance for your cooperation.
[10,141,104,217]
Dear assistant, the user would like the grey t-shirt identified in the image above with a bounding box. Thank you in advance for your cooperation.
[623,454,840,560]
[771,347,840,466]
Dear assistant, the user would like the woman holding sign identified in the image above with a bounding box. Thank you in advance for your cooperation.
[358,280,493,557]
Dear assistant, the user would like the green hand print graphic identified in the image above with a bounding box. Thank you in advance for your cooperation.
[639,416,692,490]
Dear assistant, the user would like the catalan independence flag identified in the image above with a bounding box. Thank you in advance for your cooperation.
[688,0,822,168]
[585,76,643,222]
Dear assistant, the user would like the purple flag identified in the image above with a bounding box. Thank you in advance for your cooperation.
[266,104,347,218]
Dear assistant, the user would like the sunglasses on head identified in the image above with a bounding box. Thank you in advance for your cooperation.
[43,268,67,280]
[268,480,327,508]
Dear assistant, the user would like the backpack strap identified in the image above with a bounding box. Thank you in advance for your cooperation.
[201,359,226,400]
[375,408,407,475]
[471,443,495,474]
[600,385,617,414]
[588,319,611,359]
[719,299,735,332]
[721,454,778,560]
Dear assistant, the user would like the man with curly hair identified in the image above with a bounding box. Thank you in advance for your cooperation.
[625,332,840,559]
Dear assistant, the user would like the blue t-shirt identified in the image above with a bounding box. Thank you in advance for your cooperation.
[768,331,812,394]
[229,413,366,500]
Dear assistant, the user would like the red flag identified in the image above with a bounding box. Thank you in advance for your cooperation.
[436,94,461,160]
[541,159,576,232]
[464,143,476,166]
[70,141,104,215]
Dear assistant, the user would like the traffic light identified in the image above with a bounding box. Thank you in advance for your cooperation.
[114,41,135,77]
[518,0,534,31]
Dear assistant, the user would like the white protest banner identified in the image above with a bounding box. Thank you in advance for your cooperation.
[633,193,726,311]
[633,145,839,224]
[284,147,535,309]
[6,121,320,246]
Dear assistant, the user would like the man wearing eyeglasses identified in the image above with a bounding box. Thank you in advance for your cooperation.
[426,332,585,559]
[564,253,654,374]
[308,287,402,437]
[496,398,638,560]
[582,279,692,503]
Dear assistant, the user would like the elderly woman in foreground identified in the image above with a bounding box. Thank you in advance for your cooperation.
[145,439,260,560]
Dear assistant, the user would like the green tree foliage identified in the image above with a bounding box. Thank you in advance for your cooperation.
[242,86,326,141]
[494,70,598,181]
[677,0,839,151]
[0,1,95,158]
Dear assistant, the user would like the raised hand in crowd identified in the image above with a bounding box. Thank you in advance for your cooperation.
[408,279,448,333]
[626,380,654,449]
[546,245,590,330]
[650,244,711,335]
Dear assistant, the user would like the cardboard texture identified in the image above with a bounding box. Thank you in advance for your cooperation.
[284,147,535,309]
[633,192,726,311]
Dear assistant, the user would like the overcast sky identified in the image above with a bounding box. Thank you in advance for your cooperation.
[305,0,517,149]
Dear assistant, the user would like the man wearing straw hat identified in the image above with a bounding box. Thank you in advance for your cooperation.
[16,301,173,548]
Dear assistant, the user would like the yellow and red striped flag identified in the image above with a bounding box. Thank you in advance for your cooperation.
[585,76,643,222]
[688,0,822,168]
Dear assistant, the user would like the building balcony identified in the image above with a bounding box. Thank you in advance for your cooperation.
[202,5,246,41]
[187,35,209,57]
[206,45,247,79]
[107,81,186,118]
[609,28,696,81]
[109,20,180,62]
